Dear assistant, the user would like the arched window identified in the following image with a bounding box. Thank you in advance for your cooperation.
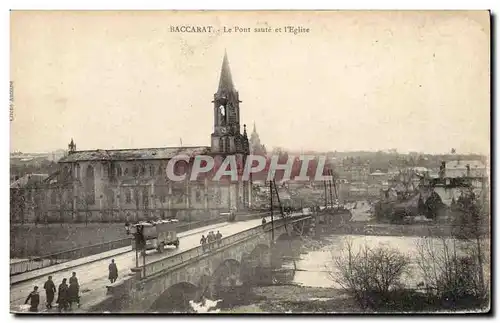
[177,161,186,175]
[85,165,95,204]
[116,165,122,177]
[133,165,139,177]
[140,165,146,176]
[225,137,230,152]
[75,164,81,179]
[143,187,149,208]
[124,168,129,176]
[51,190,57,204]
[125,189,132,203]
[149,165,154,177]
[219,138,224,152]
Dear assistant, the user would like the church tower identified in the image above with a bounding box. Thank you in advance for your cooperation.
[211,52,249,154]
[250,122,266,155]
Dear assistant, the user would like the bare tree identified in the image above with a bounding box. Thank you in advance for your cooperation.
[451,185,489,297]
[329,238,410,309]
[415,236,488,309]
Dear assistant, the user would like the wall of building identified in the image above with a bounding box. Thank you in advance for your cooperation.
[11,157,253,223]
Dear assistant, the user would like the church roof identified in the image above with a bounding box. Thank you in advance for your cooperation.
[217,51,236,93]
[59,146,211,163]
[10,173,49,188]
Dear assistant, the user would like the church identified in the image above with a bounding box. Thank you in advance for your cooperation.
[13,53,254,224]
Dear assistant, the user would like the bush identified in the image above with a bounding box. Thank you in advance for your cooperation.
[416,237,489,310]
[330,239,410,309]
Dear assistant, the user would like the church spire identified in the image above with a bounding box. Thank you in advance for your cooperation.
[68,138,76,154]
[252,122,257,134]
[217,50,235,94]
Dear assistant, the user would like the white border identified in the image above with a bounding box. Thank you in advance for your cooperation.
[1,1,498,323]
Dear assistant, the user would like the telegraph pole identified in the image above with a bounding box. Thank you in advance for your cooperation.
[269,180,274,240]
[328,169,335,207]
[324,180,328,208]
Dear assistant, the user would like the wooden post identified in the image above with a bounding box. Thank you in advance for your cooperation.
[324,180,328,208]
[142,248,146,278]
[269,181,274,241]
[135,246,139,268]
[328,170,334,208]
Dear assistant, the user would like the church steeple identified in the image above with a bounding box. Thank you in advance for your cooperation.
[211,51,246,154]
[217,50,235,94]
[68,138,76,154]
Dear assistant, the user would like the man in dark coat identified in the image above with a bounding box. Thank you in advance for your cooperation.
[24,286,40,312]
[43,276,56,309]
[108,259,118,283]
[68,272,80,309]
[57,278,68,312]
[215,231,222,247]
[200,235,207,252]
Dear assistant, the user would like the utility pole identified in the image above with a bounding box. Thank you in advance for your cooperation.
[331,169,339,203]
[273,179,297,271]
[269,180,274,240]
[142,249,146,278]
[324,180,328,208]
[328,169,334,207]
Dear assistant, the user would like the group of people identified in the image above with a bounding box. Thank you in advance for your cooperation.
[23,259,119,313]
[199,230,222,251]
[25,272,80,313]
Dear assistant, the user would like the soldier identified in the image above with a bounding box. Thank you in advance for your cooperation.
[56,278,69,312]
[43,276,56,309]
[68,272,80,309]
[207,231,215,249]
[108,259,118,284]
[24,286,40,312]
[200,235,207,252]
[215,230,222,247]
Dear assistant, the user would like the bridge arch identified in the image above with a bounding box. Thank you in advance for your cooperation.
[277,233,292,241]
[240,244,272,286]
[203,259,241,299]
[149,282,198,313]
[249,244,271,265]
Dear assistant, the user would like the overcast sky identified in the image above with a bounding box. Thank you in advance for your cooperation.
[10,11,490,155]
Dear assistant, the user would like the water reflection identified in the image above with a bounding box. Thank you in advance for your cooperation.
[151,233,486,313]
[281,234,481,289]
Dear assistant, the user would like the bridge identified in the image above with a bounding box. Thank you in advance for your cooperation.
[10,212,314,313]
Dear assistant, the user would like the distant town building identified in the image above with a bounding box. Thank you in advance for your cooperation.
[441,160,487,179]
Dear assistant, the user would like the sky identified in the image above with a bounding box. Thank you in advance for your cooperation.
[10,11,490,155]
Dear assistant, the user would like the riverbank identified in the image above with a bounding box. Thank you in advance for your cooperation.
[327,222,458,238]
[218,285,358,313]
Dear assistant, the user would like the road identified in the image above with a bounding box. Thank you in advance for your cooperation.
[10,212,307,312]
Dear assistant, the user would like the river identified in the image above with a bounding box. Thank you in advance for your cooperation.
[281,234,447,289]
[157,232,489,313]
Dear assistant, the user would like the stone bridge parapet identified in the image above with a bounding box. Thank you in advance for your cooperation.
[86,214,313,312]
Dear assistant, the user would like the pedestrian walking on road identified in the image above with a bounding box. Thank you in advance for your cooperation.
[207,231,215,250]
[108,259,118,284]
[68,272,80,309]
[57,278,69,312]
[200,235,207,252]
[24,286,40,312]
[215,231,222,247]
[43,276,56,309]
